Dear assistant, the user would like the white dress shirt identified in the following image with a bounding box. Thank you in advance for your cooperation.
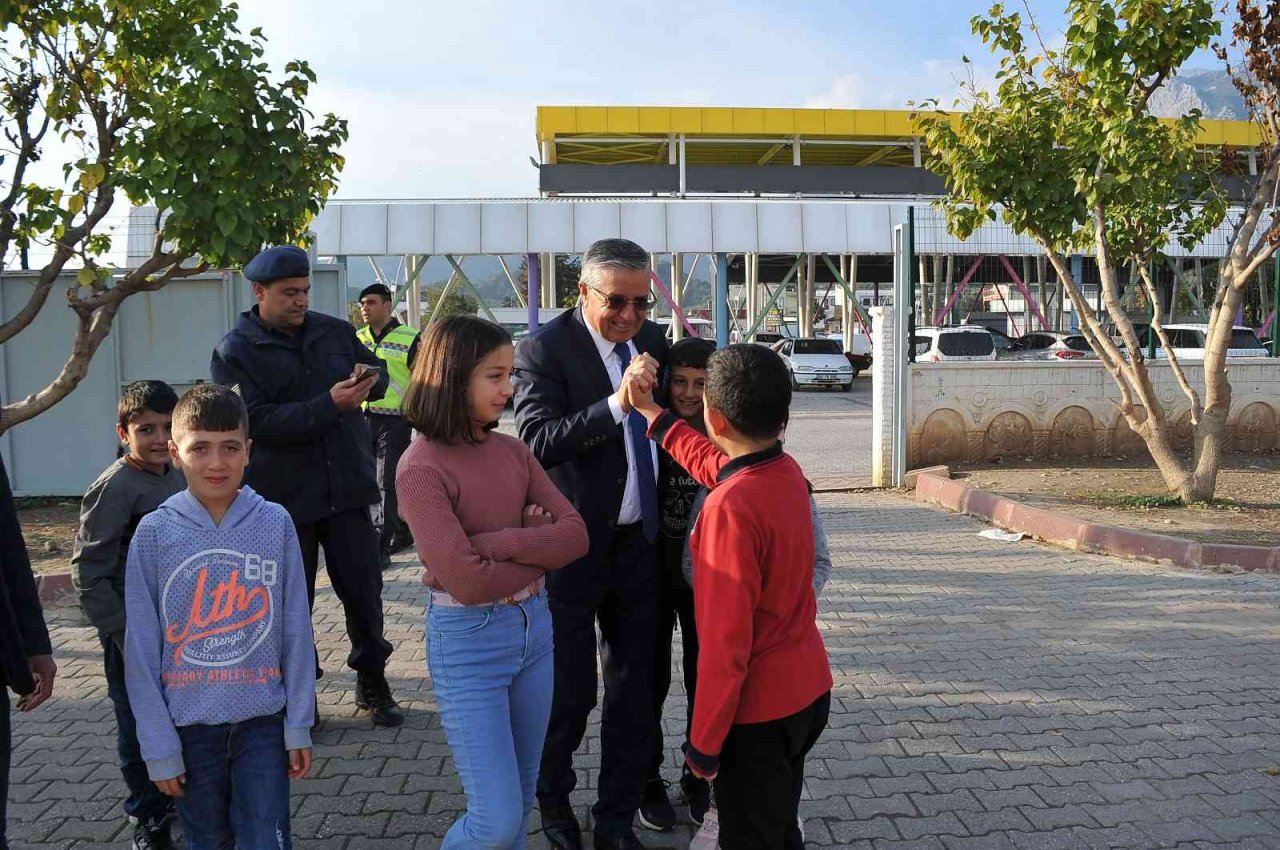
[583,319,659,526]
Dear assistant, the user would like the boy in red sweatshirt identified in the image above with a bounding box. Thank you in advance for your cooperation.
[629,343,832,850]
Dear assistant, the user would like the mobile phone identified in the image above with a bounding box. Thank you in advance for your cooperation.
[353,365,381,384]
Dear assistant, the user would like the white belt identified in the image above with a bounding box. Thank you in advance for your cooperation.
[430,576,544,608]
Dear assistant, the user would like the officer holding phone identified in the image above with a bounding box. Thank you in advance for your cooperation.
[211,246,404,728]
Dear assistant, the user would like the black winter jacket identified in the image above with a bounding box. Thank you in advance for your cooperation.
[211,308,387,525]
[1,454,51,694]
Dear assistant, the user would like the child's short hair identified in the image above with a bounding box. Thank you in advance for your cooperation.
[118,380,178,430]
[173,384,249,438]
[665,337,716,372]
[705,344,791,440]
[403,315,512,445]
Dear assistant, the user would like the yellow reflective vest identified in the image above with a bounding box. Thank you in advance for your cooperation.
[356,321,417,414]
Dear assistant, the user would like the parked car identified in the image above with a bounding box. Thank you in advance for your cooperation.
[1009,331,1094,361]
[912,326,997,362]
[752,331,785,346]
[775,337,857,390]
[1151,323,1267,360]
[985,326,1018,354]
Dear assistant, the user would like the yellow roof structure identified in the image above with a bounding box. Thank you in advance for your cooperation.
[536,106,1262,168]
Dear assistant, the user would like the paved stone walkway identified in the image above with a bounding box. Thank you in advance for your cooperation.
[10,492,1280,849]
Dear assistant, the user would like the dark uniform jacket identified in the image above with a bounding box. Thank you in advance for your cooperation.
[1,454,51,695]
[513,308,669,570]
[211,307,388,525]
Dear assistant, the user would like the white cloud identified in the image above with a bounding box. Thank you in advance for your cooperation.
[804,74,868,109]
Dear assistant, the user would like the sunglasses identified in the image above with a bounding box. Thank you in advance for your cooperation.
[589,286,653,313]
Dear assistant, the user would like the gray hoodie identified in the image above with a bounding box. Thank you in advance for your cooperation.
[71,458,184,645]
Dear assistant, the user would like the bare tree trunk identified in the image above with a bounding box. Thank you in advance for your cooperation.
[944,255,955,324]
[932,255,943,324]
[918,255,931,322]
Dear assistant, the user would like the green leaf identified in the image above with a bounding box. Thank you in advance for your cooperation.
[76,267,96,286]
[216,207,237,237]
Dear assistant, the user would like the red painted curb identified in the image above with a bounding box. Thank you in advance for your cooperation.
[912,472,1280,574]
[35,573,75,606]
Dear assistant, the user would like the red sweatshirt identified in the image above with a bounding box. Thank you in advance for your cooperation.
[649,413,832,774]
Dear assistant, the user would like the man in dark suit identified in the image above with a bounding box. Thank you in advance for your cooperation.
[1,452,55,850]
[514,239,669,850]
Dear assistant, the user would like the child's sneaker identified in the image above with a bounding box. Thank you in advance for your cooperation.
[132,815,174,850]
[680,769,711,826]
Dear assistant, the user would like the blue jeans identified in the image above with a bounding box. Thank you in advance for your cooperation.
[427,590,554,849]
[99,630,170,824]
[174,713,291,850]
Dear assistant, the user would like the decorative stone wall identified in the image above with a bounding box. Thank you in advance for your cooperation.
[908,359,1280,468]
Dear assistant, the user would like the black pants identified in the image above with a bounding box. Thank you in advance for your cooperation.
[100,631,169,823]
[714,691,831,850]
[649,557,698,779]
[366,413,412,553]
[1,690,9,850]
[296,507,393,676]
[538,524,656,837]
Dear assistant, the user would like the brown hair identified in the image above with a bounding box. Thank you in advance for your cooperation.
[403,315,513,445]
[173,384,249,439]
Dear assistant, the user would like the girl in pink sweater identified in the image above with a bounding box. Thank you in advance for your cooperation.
[397,316,588,849]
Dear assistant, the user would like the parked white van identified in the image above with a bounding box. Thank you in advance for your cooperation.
[912,326,998,362]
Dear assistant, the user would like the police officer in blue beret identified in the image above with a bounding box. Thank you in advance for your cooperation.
[210,245,403,727]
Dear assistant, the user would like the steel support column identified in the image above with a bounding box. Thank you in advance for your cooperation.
[527,252,540,333]
[671,253,684,341]
[714,252,729,348]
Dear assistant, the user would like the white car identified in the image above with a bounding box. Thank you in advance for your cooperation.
[912,326,997,362]
[1151,323,1267,360]
[775,337,856,391]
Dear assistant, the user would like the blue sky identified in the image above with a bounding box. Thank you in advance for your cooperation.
[234,0,1222,199]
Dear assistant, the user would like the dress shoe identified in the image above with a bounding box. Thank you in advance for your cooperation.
[591,830,643,850]
[355,672,404,727]
[538,806,582,850]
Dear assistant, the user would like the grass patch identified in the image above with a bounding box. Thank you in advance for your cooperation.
[14,496,78,510]
[1078,491,1239,510]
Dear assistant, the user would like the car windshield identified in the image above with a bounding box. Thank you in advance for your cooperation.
[794,339,843,355]
[1229,329,1265,351]
[1065,336,1091,352]
[938,332,994,356]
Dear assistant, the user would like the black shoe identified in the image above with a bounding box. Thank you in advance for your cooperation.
[379,548,394,570]
[355,672,404,727]
[133,817,174,850]
[389,530,415,554]
[592,829,643,850]
[538,805,582,850]
[680,769,711,826]
[637,777,677,831]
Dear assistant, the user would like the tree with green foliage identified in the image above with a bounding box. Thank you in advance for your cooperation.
[920,0,1279,502]
[423,287,479,323]
[0,0,347,433]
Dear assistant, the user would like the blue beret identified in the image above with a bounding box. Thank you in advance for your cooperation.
[244,245,310,284]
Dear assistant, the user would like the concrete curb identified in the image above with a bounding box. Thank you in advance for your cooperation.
[913,473,1280,574]
[35,572,75,606]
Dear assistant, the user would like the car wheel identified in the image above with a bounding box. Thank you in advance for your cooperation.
[791,372,800,390]
[842,382,853,392]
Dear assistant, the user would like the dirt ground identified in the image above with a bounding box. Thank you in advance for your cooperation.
[16,498,80,574]
[953,452,1280,547]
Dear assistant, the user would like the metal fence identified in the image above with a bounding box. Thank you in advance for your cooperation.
[0,266,346,496]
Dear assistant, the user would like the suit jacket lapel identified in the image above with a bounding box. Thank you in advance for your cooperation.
[570,308,617,400]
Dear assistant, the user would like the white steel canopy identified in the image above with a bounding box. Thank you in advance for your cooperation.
[307,198,1246,259]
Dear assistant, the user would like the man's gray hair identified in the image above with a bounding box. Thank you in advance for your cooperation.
[580,238,649,288]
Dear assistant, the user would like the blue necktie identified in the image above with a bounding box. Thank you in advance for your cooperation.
[614,342,659,542]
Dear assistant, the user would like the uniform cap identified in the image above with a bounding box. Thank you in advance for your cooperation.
[243,245,310,284]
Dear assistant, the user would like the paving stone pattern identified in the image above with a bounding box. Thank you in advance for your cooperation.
[10,493,1280,848]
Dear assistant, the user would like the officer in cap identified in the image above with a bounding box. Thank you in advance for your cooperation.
[210,245,403,727]
[355,283,420,568]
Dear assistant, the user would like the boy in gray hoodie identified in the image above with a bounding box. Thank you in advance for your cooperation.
[72,380,184,850]
[125,384,315,850]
